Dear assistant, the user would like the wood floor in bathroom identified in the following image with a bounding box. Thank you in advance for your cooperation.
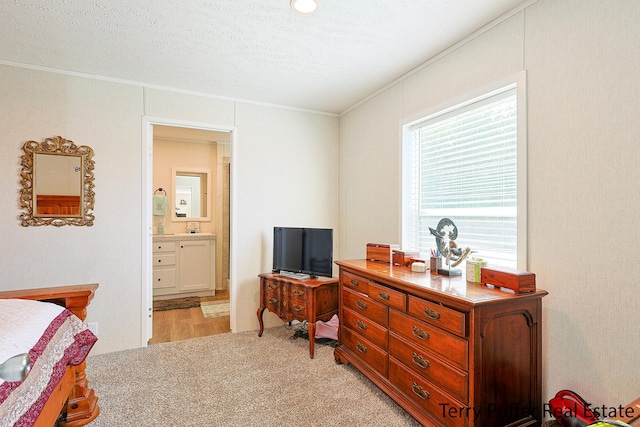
[149,290,230,344]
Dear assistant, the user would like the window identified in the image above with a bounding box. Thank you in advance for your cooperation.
[402,81,526,269]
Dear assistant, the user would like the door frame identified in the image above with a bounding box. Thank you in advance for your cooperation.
[141,116,236,345]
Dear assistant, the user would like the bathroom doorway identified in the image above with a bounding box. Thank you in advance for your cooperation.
[141,117,235,345]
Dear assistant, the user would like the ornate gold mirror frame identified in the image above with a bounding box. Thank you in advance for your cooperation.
[19,136,95,226]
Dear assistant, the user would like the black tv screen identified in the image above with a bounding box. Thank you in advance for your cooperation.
[272,227,333,278]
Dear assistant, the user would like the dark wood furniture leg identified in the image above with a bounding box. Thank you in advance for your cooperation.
[257,306,266,336]
[307,321,316,359]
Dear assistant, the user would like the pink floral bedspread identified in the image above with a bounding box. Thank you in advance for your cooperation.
[0,299,97,427]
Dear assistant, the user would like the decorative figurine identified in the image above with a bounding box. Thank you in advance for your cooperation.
[429,218,471,276]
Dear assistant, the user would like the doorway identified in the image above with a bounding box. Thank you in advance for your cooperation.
[141,117,235,345]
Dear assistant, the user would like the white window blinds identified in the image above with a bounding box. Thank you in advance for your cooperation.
[403,88,518,267]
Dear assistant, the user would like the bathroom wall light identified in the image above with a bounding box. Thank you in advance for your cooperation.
[291,0,318,14]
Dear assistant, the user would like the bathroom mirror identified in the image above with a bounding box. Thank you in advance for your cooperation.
[19,136,95,226]
[172,167,210,221]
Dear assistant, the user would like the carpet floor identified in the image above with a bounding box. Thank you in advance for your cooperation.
[86,326,420,427]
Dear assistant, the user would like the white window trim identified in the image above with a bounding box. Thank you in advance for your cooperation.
[400,71,528,270]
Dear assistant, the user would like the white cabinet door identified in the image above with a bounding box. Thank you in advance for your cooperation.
[178,240,210,292]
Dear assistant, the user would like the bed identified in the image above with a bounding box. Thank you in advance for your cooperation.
[0,284,100,427]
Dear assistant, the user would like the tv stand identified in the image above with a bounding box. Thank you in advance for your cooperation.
[257,273,338,358]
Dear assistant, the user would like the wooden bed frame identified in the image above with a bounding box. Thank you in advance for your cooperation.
[0,284,100,427]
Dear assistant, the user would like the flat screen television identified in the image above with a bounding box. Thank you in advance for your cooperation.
[272,227,333,278]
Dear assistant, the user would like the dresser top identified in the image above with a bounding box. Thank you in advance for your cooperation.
[336,259,547,306]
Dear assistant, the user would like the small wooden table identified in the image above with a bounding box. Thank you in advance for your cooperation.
[257,273,338,358]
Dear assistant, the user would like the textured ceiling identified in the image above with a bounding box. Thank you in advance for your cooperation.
[0,0,529,114]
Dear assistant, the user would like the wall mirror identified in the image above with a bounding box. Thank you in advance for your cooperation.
[20,136,95,226]
[171,167,210,221]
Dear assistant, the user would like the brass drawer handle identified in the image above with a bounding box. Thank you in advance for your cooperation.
[356,342,367,353]
[412,326,430,340]
[292,289,305,296]
[356,320,367,330]
[267,282,277,290]
[377,291,390,300]
[350,279,359,287]
[424,308,441,320]
[292,304,305,312]
[268,297,278,304]
[412,353,430,369]
[282,285,287,292]
[356,300,368,310]
[411,382,430,400]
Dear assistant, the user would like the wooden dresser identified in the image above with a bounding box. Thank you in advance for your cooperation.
[334,260,547,427]
[257,273,338,358]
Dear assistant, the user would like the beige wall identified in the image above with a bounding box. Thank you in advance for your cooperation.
[153,138,218,235]
[339,0,639,409]
[0,66,340,355]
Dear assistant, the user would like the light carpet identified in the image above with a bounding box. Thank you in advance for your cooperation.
[86,326,419,427]
[200,300,230,318]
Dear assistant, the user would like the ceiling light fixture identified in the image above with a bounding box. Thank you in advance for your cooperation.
[291,0,318,14]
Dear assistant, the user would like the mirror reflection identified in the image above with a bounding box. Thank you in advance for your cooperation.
[172,168,210,220]
[34,153,83,216]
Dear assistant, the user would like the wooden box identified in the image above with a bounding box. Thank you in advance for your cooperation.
[480,265,536,293]
[392,250,420,267]
[366,243,399,263]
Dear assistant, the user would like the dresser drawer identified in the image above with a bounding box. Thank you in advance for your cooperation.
[342,327,387,376]
[342,270,369,295]
[389,309,468,371]
[342,306,388,350]
[369,281,406,311]
[153,268,176,289]
[264,279,279,292]
[153,241,176,252]
[389,332,468,403]
[284,283,308,299]
[343,288,388,326]
[282,299,308,318]
[153,253,176,266]
[389,358,468,427]
[408,295,466,337]
[264,292,280,313]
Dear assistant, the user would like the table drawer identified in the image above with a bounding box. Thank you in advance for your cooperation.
[264,279,279,292]
[369,281,406,311]
[343,288,388,326]
[342,270,369,295]
[282,299,309,318]
[342,306,388,350]
[342,327,387,376]
[153,253,176,266]
[389,358,467,427]
[408,295,466,337]
[389,332,468,403]
[389,309,468,371]
[264,292,280,313]
[284,283,308,299]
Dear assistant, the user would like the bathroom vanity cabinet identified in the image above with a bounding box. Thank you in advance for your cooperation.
[152,233,216,298]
